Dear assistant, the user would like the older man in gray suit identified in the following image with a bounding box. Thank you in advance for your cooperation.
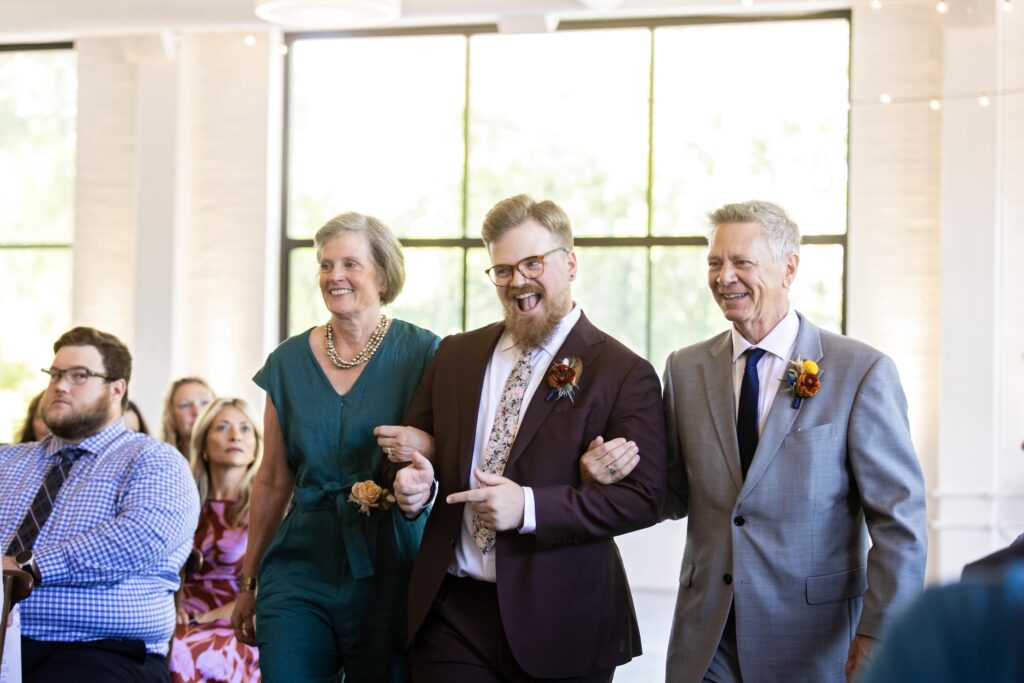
[661,201,927,683]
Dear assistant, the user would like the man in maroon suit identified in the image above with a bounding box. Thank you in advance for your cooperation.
[389,194,667,682]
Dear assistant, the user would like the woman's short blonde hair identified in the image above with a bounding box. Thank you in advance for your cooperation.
[188,397,264,528]
[314,212,406,306]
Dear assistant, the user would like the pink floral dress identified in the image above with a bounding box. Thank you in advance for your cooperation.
[170,500,261,683]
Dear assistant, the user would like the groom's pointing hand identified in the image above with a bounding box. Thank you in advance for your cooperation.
[447,469,525,531]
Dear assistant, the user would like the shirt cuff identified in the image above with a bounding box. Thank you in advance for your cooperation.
[403,479,438,520]
[519,486,536,534]
[33,548,69,586]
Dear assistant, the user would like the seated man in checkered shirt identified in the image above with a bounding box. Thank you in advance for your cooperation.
[0,326,200,683]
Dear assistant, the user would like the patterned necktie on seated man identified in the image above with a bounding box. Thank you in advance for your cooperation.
[6,447,87,555]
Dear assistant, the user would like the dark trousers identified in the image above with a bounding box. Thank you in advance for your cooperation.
[22,637,169,683]
[412,574,615,683]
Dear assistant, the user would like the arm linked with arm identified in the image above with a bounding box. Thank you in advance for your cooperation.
[531,358,667,546]
[383,338,440,490]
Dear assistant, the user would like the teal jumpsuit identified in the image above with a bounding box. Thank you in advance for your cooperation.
[253,320,439,682]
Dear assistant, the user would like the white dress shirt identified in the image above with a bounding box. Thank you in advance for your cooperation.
[729,308,800,435]
[450,304,583,582]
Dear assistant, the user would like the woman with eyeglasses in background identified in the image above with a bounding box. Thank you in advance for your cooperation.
[162,377,215,456]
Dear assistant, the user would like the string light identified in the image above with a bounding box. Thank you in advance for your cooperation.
[741,0,754,7]
[870,0,882,8]
[936,0,948,12]
[854,89,1024,110]
[1004,0,1013,12]
[278,44,289,56]
[244,35,256,46]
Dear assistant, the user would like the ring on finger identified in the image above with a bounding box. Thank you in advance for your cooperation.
[386,447,392,456]
[607,464,617,472]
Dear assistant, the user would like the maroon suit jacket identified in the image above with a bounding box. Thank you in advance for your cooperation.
[396,313,667,678]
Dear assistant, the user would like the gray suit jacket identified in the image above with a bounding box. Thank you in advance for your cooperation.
[663,314,927,683]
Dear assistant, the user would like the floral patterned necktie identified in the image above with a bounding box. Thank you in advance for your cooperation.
[473,349,534,554]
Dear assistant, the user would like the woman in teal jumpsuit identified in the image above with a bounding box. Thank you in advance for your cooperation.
[232,212,439,682]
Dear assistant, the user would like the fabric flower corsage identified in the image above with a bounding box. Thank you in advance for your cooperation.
[780,358,821,409]
[348,480,395,516]
[546,356,583,402]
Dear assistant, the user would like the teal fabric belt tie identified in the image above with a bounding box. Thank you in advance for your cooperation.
[292,473,380,580]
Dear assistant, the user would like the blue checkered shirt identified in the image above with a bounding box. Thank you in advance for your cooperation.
[0,419,199,655]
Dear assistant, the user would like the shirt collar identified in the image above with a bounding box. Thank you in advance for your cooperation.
[498,302,582,356]
[730,308,800,363]
[45,417,128,458]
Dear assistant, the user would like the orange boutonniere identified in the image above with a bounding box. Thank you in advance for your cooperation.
[545,356,583,402]
[781,358,821,409]
[348,480,395,516]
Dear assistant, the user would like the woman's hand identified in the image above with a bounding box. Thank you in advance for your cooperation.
[176,606,191,626]
[231,591,257,645]
[374,425,435,462]
[196,601,236,624]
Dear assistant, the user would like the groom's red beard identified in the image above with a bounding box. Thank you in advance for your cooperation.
[503,283,572,351]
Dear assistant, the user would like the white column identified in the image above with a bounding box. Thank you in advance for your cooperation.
[128,33,189,426]
[180,30,282,411]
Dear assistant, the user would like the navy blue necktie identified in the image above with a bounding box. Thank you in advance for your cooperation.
[6,447,87,555]
[737,348,767,479]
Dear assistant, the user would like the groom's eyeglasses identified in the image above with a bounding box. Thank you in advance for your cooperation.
[485,248,568,286]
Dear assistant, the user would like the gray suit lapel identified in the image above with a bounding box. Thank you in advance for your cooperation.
[704,333,744,493]
[738,314,824,501]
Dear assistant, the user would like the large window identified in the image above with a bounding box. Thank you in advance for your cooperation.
[0,44,76,442]
[283,15,849,366]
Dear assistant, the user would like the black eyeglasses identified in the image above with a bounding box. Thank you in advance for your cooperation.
[485,247,568,286]
[42,366,114,385]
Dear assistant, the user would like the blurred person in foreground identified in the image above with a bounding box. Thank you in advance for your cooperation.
[860,566,1024,683]
[232,212,439,681]
[171,397,263,683]
[659,200,927,683]
[390,194,666,682]
[0,326,199,682]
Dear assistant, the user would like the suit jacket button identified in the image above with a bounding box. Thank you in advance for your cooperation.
[723,573,733,585]
[733,516,745,527]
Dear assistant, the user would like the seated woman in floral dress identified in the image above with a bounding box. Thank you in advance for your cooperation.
[171,397,263,683]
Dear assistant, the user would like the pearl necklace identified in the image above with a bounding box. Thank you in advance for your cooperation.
[324,315,390,369]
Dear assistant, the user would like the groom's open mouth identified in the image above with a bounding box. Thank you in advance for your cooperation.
[515,292,541,312]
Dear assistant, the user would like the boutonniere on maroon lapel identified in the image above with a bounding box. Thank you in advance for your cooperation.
[780,358,821,409]
[546,356,583,402]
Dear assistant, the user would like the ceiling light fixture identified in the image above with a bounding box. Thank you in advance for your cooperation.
[254,0,401,29]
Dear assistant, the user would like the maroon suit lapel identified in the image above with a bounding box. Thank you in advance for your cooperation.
[504,313,604,472]
[457,324,504,483]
